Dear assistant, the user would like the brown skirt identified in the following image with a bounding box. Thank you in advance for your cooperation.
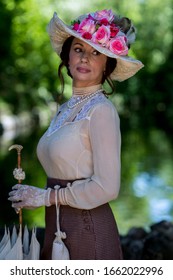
[41,178,123,260]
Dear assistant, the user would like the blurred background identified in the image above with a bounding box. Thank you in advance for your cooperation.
[0,0,173,235]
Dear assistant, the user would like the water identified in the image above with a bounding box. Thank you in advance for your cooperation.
[0,118,173,235]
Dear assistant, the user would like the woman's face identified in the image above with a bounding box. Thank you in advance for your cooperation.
[68,38,107,87]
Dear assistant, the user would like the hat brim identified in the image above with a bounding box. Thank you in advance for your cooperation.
[47,12,144,81]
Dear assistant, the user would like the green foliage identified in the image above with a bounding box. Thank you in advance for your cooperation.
[113,0,173,140]
[0,0,60,113]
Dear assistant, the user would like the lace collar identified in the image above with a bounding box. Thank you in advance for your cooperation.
[46,90,106,137]
[72,84,102,97]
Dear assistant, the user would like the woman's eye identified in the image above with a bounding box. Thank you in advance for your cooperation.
[92,50,100,56]
[74,47,82,53]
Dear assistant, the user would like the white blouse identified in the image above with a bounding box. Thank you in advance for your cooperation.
[37,86,121,210]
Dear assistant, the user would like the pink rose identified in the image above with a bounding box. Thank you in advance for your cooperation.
[82,32,92,40]
[78,18,96,34]
[93,9,114,23]
[110,25,120,38]
[73,22,80,31]
[92,25,110,45]
[109,36,128,55]
[100,18,109,26]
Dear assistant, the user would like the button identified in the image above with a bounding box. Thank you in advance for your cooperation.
[83,218,89,223]
[82,210,88,216]
[84,225,90,231]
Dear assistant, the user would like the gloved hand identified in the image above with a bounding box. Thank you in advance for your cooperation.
[8,184,52,209]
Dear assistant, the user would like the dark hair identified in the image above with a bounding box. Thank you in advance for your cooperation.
[58,36,117,95]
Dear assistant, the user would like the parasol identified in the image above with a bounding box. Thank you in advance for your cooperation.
[0,144,40,260]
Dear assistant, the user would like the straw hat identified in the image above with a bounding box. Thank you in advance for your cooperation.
[47,9,144,81]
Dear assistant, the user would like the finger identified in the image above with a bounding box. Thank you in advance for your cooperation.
[8,196,20,202]
[12,202,24,209]
[12,202,34,210]
[9,190,18,196]
[8,193,22,202]
[12,184,22,190]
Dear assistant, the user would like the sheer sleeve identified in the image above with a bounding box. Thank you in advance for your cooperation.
[58,101,121,209]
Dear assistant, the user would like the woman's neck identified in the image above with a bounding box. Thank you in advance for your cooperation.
[72,84,102,96]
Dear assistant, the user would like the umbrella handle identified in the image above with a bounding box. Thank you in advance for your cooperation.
[9,144,24,226]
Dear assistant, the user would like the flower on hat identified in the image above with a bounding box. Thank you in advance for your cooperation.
[82,32,92,40]
[109,35,128,55]
[73,21,80,31]
[71,9,130,56]
[93,9,115,22]
[92,25,110,45]
[78,18,96,35]
[110,24,120,38]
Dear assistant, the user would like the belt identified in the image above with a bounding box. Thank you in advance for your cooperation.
[47,177,84,189]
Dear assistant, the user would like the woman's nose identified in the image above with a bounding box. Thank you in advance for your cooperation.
[81,51,89,62]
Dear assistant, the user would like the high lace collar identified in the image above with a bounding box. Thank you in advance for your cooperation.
[72,84,102,97]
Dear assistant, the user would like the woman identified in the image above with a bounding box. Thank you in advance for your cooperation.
[8,9,143,259]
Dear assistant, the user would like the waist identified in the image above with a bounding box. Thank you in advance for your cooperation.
[47,177,85,189]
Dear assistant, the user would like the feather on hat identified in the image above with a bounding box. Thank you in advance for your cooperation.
[47,10,144,81]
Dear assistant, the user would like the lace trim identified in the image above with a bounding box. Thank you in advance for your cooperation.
[46,93,106,136]
[74,93,106,121]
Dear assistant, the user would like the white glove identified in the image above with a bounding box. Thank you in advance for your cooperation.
[8,184,52,209]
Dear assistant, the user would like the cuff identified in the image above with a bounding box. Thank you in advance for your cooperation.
[58,188,68,205]
[44,188,52,207]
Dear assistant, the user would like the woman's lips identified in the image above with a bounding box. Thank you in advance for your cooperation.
[77,67,91,73]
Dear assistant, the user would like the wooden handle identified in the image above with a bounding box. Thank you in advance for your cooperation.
[9,144,24,226]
